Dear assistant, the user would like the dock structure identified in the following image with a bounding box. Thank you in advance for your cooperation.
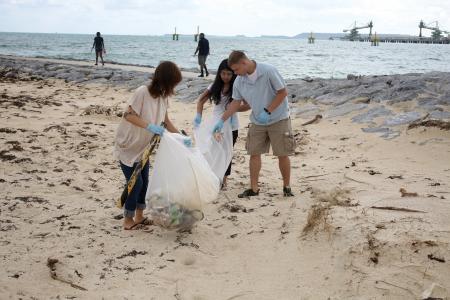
[379,37,448,44]
[308,32,315,44]
[172,27,179,41]
[371,32,380,46]
[340,19,449,44]
[194,26,199,42]
[342,35,449,44]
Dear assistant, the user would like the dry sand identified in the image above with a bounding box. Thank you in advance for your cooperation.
[1,59,450,300]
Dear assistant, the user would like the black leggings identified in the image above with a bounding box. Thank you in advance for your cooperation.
[225,130,239,176]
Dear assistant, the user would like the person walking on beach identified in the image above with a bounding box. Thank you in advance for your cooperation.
[213,50,295,198]
[194,33,210,77]
[92,32,105,66]
[114,61,192,230]
[194,59,249,188]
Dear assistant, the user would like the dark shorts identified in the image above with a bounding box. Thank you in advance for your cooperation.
[198,55,207,65]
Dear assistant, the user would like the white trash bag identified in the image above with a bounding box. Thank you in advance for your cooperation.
[146,132,220,231]
[194,115,233,182]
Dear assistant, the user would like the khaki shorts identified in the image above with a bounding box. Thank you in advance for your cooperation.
[246,118,296,156]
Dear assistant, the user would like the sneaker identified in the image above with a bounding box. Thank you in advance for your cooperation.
[238,188,259,198]
[198,74,204,77]
[206,72,209,77]
[283,186,294,197]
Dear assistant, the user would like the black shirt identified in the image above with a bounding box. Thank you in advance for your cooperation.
[93,37,104,51]
[197,38,209,56]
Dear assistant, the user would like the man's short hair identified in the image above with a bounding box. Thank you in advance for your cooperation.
[228,50,247,66]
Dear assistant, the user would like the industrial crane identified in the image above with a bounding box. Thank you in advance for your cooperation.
[419,20,450,39]
[343,21,373,41]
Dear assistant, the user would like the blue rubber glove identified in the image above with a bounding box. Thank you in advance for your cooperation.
[183,137,192,147]
[146,124,165,136]
[256,110,270,124]
[213,119,224,133]
[193,113,202,128]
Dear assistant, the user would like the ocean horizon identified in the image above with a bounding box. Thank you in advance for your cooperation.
[1,32,449,79]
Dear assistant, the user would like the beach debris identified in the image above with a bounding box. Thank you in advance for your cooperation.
[366,233,381,264]
[219,201,251,213]
[116,250,148,259]
[408,119,450,131]
[0,150,16,161]
[302,204,330,235]
[411,240,438,248]
[303,188,358,235]
[370,206,425,213]
[400,188,418,197]
[113,214,123,220]
[311,187,357,207]
[387,175,403,179]
[80,104,122,117]
[368,170,381,175]
[43,124,67,134]
[427,254,446,263]
[301,114,322,126]
[150,201,204,232]
[46,258,87,291]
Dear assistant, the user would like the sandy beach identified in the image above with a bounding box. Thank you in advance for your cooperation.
[1,56,450,299]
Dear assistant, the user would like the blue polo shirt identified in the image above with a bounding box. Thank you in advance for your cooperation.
[232,62,290,125]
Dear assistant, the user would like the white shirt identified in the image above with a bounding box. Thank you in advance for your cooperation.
[114,85,168,167]
[207,84,240,131]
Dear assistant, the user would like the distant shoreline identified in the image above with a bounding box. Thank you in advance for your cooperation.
[0,30,433,39]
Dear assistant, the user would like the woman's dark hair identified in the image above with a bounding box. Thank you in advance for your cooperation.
[148,61,182,99]
[96,32,101,36]
[209,59,236,105]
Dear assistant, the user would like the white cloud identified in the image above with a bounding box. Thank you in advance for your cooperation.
[0,0,449,36]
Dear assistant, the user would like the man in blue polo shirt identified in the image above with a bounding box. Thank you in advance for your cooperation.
[213,50,295,198]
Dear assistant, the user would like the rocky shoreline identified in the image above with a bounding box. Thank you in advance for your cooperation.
[1,55,449,139]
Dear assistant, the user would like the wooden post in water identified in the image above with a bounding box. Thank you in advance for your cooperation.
[194,26,199,41]
[308,32,315,44]
[371,32,379,46]
[173,27,179,41]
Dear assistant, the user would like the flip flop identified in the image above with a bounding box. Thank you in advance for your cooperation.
[137,217,153,226]
[124,222,139,230]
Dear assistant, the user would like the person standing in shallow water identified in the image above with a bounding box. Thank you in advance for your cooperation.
[194,33,210,77]
[92,32,105,66]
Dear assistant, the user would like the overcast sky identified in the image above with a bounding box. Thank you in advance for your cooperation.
[1,0,449,36]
